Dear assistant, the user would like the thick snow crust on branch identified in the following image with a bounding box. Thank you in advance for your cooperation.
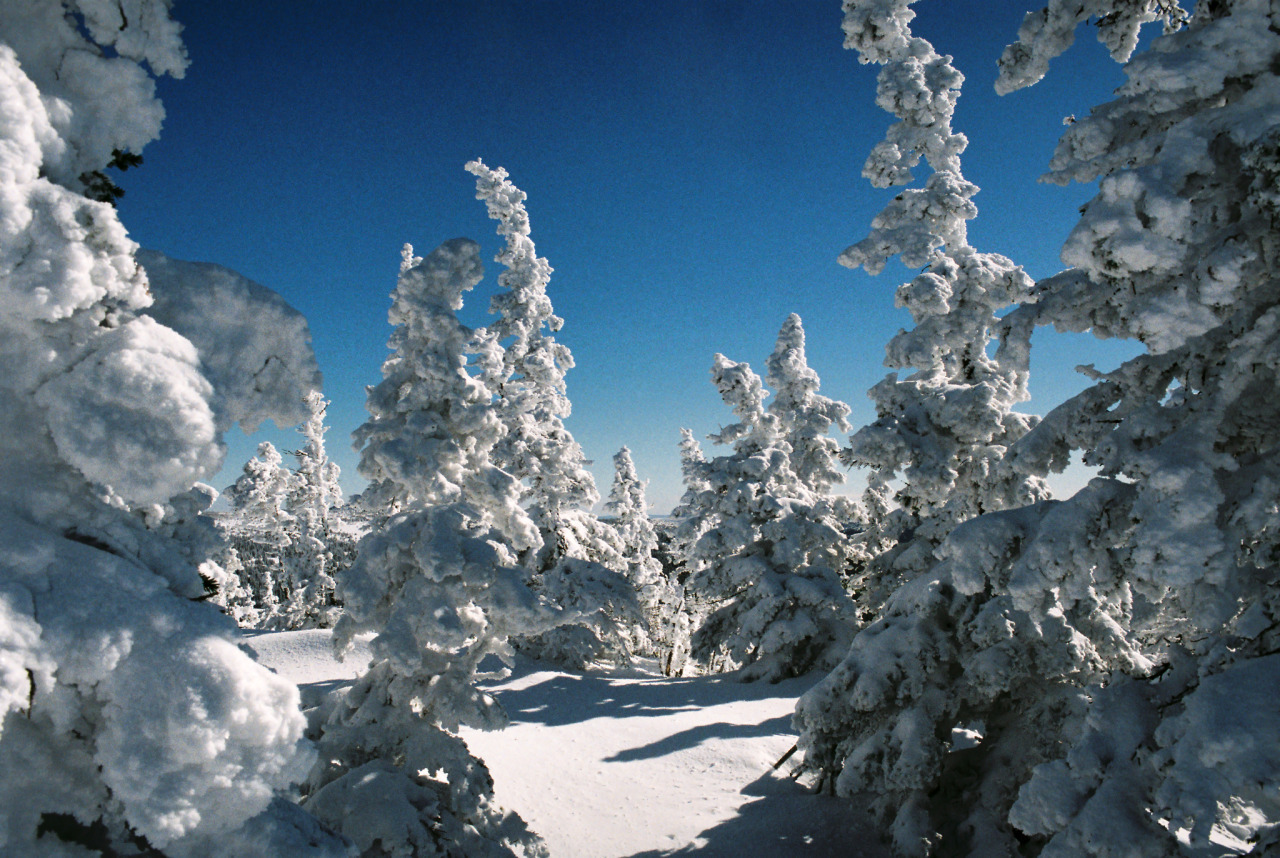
[0,4,341,854]
[138,249,323,434]
[797,1,1280,855]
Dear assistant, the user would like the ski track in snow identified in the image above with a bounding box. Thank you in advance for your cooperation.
[248,630,885,857]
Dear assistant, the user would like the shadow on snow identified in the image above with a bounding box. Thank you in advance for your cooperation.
[603,716,794,763]
[624,771,889,858]
[482,657,820,729]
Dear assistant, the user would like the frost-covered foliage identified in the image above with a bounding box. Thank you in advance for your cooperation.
[138,249,323,433]
[465,160,608,564]
[466,160,636,666]
[606,447,679,660]
[222,392,348,630]
[307,237,555,857]
[833,0,1049,622]
[0,4,344,855]
[797,1,1280,855]
[679,336,856,682]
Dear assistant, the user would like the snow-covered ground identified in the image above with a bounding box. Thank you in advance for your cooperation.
[247,630,885,857]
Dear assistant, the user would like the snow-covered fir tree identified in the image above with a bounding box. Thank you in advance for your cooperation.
[605,446,679,660]
[765,314,853,499]
[679,350,856,682]
[279,390,345,628]
[306,237,558,856]
[466,160,640,666]
[220,394,350,630]
[0,3,345,854]
[826,0,1050,627]
[796,1,1280,855]
[659,427,713,675]
[465,160,615,568]
[223,440,293,621]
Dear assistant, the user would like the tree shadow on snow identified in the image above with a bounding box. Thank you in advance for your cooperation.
[483,662,816,728]
[603,715,794,763]
[624,771,890,858]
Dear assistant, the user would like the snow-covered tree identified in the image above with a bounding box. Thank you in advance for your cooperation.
[0,4,343,854]
[223,440,293,621]
[306,237,556,856]
[466,160,638,666]
[680,352,856,681]
[605,446,678,659]
[465,159,612,570]
[796,1,1280,855]
[227,441,295,539]
[220,393,349,630]
[658,428,712,675]
[766,314,853,498]
[828,0,1049,623]
[278,390,345,628]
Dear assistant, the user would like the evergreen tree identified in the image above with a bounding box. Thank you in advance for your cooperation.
[827,0,1050,628]
[466,160,639,666]
[682,352,856,681]
[765,314,853,498]
[605,446,677,659]
[465,159,612,569]
[223,441,293,623]
[280,390,345,628]
[306,237,555,857]
[796,1,1280,854]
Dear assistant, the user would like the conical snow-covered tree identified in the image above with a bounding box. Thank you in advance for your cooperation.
[0,5,341,854]
[291,390,344,522]
[681,352,856,681]
[279,390,345,628]
[797,2,1280,855]
[605,446,676,659]
[223,440,293,622]
[465,159,613,570]
[306,238,556,857]
[227,441,295,538]
[466,160,638,666]
[765,314,853,499]
[660,428,712,675]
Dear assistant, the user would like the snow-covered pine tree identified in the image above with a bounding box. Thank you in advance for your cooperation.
[797,1,1280,854]
[765,314,854,499]
[223,440,293,622]
[661,427,713,675]
[682,351,856,682]
[828,0,1049,624]
[464,160,614,566]
[306,238,556,856]
[466,160,639,666]
[279,390,346,629]
[605,446,677,659]
[0,4,343,854]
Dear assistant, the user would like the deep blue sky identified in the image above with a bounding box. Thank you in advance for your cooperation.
[119,1,1142,512]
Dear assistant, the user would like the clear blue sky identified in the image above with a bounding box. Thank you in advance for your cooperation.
[118,1,1142,513]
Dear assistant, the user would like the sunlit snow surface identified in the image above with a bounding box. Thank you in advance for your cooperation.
[248,630,884,857]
